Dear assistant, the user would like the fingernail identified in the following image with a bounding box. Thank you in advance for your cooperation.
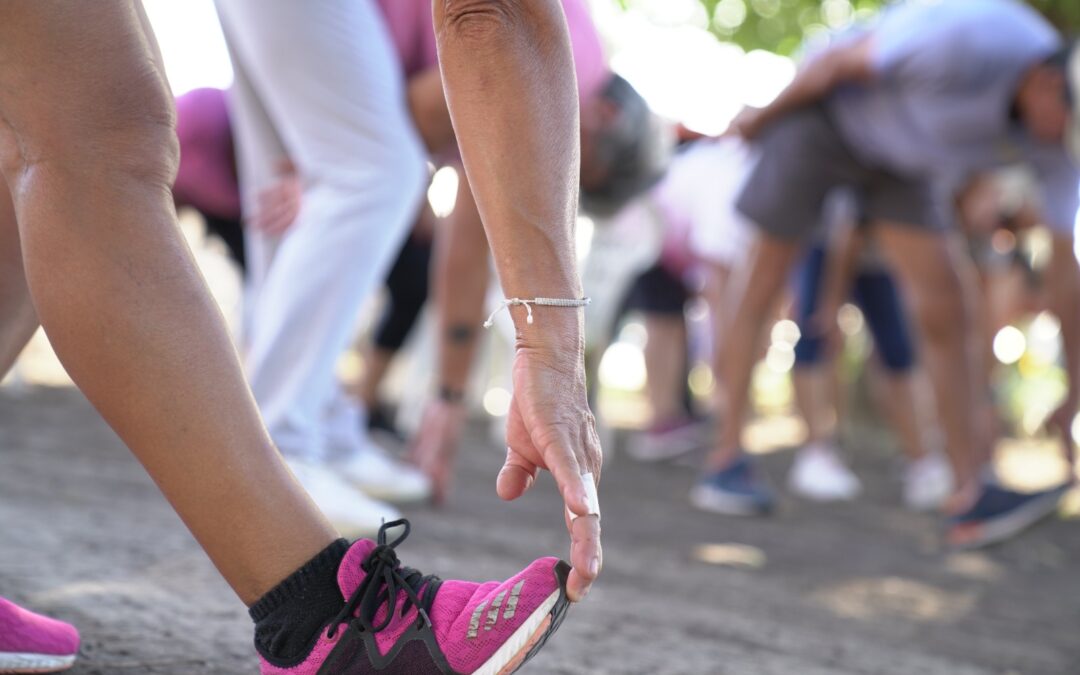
[589,557,600,577]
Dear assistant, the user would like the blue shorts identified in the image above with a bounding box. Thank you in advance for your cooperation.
[793,245,914,372]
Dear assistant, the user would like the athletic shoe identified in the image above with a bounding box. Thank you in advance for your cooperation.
[903,452,953,511]
[786,442,862,502]
[258,520,571,675]
[691,456,774,516]
[286,458,401,538]
[335,443,432,504]
[0,597,79,673]
[368,405,407,445]
[947,482,1072,549]
[625,417,708,462]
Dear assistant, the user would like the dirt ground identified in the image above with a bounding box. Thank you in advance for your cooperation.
[2,385,1079,675]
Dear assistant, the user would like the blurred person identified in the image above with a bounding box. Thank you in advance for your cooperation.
[0,596,79,673]
[785,191,952,510]
[701,0,1079,548]
[214,0,435,523]
[0,1,601,673]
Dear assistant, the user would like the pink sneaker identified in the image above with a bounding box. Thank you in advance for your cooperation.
[0,597,79,673]
[259,520,571,675]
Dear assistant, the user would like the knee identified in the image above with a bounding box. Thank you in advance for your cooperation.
[0,69,178,190]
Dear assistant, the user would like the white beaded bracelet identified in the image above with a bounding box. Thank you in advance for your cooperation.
[482,297,591,329]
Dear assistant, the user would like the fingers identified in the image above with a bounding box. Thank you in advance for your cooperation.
[497,446,538,501]
[565,511,601,602]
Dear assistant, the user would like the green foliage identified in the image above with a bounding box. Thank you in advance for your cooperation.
[646,0,1080,55]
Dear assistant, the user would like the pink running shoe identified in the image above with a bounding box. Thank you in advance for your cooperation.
[259,520,571,675]
[0,597,79,673]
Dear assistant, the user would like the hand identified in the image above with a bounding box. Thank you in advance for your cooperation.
[724,106,769,140]
[409,398,468,504]
[497,345,603,603]
[250,159,302,235]
[1045,395,1078,473]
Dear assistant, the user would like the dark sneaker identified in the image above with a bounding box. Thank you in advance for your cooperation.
[258,520,571,675]
[691,456,775,516]
[947,482,1072,549]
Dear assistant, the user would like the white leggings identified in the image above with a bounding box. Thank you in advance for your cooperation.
[215,0,427,460]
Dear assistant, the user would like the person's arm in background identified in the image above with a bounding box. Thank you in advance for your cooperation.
[811,218,863,348]
[728,35,874,139]
[434,0,602,601]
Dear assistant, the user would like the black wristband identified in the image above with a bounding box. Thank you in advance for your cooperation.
[438,386,465,404]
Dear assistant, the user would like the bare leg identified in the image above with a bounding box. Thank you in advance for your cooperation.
[792,366,836,446]
[0,185,38,374]
[707,236,801,469]
[0,0,335,605]
[642,313,688,424]
[873,367,929,462]
[875,224,981,508]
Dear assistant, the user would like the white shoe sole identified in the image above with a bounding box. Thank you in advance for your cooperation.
[472,589,560,675]
[0,653,76,674]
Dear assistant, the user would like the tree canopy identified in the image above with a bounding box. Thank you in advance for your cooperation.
[619,0,1080,56]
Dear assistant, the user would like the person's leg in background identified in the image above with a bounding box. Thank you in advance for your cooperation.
[357,230,434,441]
[787,244,863,502]
[215,0,430,503]
[854,266,953,511]
[875,222,1067,546]
[624,264,703,462]
[0,0,338,608]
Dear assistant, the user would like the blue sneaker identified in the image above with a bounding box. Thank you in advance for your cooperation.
[947,481,1072,549]
[691,456,774,516]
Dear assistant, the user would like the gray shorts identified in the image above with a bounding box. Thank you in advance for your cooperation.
[736,105,947,240]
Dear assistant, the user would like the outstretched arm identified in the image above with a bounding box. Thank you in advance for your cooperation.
[729,36,875,139]
[434,0,602,601]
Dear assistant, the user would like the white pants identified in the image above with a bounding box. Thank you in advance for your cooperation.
[215,0,428,460]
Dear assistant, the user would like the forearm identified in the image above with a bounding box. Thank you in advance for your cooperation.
[435,170,490,396]
[757,37,873,128]
[435,0,583,354]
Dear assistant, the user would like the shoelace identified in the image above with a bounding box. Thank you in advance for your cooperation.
[326,519,441,639]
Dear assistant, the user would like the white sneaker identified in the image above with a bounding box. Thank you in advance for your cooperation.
[787,443,862,502]
[335,443,432,504]
[903,452,953,511]
[285,458,401,537]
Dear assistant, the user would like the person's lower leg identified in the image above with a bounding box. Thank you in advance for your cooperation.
[792,366,835,447]
[877,370,930,462]
[643,313,688,425]
[0,1,336,606]
[707,237,800,469]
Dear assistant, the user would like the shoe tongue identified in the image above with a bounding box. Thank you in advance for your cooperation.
[337,539,378,599]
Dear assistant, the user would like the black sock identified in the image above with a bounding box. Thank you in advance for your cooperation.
[250,539,350,664]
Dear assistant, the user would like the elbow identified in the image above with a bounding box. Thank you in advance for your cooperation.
[437,0,526,43]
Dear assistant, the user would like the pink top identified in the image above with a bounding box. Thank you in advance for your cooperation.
[375,0,608,101]
[173,88,241,221]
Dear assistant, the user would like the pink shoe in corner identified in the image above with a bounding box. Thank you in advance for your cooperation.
[259,519,571,675]
[0,597,79,673]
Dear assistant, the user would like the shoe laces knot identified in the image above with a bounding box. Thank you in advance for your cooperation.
[326,519,440,640]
